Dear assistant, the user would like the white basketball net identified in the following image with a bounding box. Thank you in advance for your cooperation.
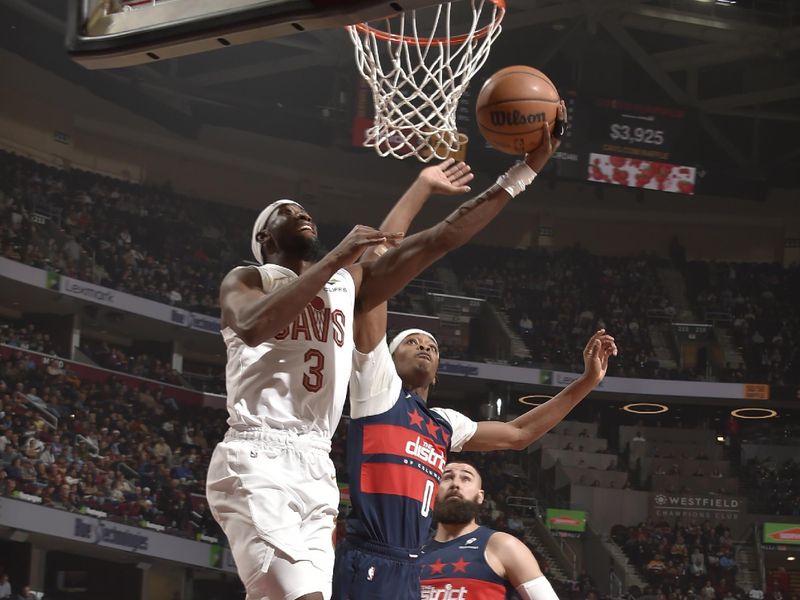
[347,0,504,162]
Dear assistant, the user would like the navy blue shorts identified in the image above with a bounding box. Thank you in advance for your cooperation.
[332,537,421,600]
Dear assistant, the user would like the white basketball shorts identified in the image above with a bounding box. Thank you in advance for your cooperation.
[206,429,339,600]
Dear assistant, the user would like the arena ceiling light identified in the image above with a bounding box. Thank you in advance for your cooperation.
[518,394,553,407]
[730,407,778,420]
[622,402,669,415]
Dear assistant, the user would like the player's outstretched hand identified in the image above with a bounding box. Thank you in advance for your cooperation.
[328,225,404,268]
[525,99,567,173]
[582,328,618,384]
[418,158,474,196]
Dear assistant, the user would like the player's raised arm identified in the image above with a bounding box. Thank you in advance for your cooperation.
[355,159,474,353]
[462,330,618,452]
[353,102,565,313]
[221,222,400,347]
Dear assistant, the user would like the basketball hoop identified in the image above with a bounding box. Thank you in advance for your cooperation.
[347,0,505,162]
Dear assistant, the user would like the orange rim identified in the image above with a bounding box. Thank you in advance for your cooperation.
[352,0,505,45]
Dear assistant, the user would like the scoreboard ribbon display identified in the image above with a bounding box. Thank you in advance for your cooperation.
[547,94,696,194]
[588,97,686,162]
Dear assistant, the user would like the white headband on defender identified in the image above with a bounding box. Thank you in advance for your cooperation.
[388,329,439,354]
[251,199,301,264]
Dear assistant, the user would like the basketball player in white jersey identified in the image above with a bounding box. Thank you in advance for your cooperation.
[207,116,565,599]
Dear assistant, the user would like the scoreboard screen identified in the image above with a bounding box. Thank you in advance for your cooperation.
[588,97,686,163]
[544,94,696,194]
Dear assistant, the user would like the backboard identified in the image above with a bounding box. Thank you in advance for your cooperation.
[66,0,443,69]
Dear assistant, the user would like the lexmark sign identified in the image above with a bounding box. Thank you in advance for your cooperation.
[61,277,116,304]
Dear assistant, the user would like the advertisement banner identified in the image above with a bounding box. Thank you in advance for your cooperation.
[57,274,221,335]
[0,496,236,572]
[546,508,587,533]
[743,384,770,400]
[588,153,696,194]
[763,523,800,545]
[0,259,220,336]
[650,493,746,523]
[170,308,221,334]
[57,274,220,334]
[59,276,120,306]
[439,360,756,400]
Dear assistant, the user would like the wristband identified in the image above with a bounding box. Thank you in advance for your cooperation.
[516,576,559,600]
[497,161,537,198]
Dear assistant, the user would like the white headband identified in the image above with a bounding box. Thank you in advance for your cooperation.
[250,199,301,264]
[388,329,439,354]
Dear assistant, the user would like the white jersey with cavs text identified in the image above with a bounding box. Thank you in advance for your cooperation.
[222,263,356,437]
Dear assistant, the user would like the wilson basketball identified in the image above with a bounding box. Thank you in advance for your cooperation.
[476,66,560,155]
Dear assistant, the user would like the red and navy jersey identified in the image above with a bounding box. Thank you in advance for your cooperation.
[420,526,520,600]
[345,388,453,551]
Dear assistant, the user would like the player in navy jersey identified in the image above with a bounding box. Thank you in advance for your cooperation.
[420,461,558,600]
[332,105,615,599]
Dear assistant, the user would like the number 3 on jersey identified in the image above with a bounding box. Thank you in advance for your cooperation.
[421,479,436,517]
[303,349,325,392]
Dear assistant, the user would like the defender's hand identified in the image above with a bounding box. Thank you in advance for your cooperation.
[418,158,474,196]
[582,329,618,384]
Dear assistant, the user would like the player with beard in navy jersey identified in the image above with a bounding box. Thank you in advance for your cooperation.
[420,461,558,600]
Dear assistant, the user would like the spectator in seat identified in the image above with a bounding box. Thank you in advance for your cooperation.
[701,580,716,600]
[152,436,171,460]
[171,459,194,482]
[507,514,524,533]
[12,584,34,600]
[5,458,22,481]
[689,548,706,579]
[719,551,737,580]
[1,479,17,497]
[646,555,667,581]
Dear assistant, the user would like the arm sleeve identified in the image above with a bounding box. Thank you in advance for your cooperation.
[349,337,403,419]
[430,407,477,453]
[516,576,559,600]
